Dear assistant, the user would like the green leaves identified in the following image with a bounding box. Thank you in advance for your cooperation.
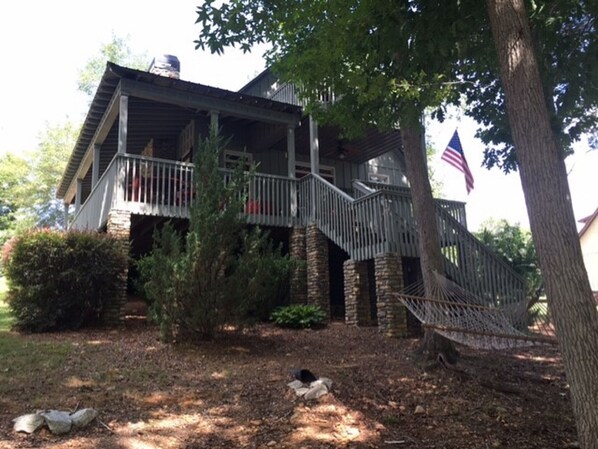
[77,34,148,98]
[475,219,543,300]
[138,132,293,342]
[3,230,127,332]
[271,304,327,329]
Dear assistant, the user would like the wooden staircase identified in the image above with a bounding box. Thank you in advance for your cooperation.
[298,174,526,308]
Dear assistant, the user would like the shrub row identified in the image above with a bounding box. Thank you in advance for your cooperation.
[2,229,127,332]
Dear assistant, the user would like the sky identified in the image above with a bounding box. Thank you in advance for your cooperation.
[0,0,596,232]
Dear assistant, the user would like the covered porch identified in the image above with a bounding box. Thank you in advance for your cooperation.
[58,63,405,230]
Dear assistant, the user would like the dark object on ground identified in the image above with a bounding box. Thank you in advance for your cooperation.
[292,369,318,383]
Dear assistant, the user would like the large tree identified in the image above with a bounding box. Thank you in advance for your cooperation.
[195,0,484,359]
[485,1,598,447]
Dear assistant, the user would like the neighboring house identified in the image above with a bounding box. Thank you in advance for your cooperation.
[57,61,524,333]
[579,208,598,294]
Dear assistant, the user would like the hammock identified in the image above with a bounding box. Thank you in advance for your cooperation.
[395,272,557,350]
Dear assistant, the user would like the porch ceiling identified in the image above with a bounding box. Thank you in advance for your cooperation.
[272,117,403,164]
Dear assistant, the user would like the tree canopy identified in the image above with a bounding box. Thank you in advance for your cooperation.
[78,33,148,98]
[475,219,542,301]
[197,0,476,129]
[196,0,597,171]
[0,35,147,243]
[455,0,598,172]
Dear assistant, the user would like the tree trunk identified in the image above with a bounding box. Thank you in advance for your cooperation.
[486,1,598,447]
[400,113,458,363]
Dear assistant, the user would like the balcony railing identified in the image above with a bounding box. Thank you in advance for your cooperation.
[70,154,299,230]
[361,180,468,228]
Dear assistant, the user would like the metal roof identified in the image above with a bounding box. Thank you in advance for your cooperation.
[57,62,302,199]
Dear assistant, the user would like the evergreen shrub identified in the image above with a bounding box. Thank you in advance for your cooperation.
[2,229,127,332]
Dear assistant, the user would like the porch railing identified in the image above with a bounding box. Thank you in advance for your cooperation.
[70,155,120,231]
[70,154,299,230]
[361,180,468,227]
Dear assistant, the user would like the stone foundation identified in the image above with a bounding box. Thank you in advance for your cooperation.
[374,253,408,337]
[103,210,131,326]
[289,226,307,304]
[343,259,372,326]
[306,224,330,318]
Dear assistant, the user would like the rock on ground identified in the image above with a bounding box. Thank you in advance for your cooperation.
[41,410,72,435]
[12,414,44,434]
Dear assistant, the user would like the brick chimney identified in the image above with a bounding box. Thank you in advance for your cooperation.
[148,55,180,79]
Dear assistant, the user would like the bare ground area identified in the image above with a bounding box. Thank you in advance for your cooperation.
[0,321,577,449]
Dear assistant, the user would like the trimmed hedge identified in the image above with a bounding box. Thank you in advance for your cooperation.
[2,229,127,332]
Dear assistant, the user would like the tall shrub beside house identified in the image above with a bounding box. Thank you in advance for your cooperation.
[2,230,127,332]
[139,132,293,342]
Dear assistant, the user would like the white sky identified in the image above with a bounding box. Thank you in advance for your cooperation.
[0,0,596,232]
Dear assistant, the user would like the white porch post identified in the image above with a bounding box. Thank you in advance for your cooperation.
[75,179,83,214]
[92,144,100,187]
[309,115,319,220]
[309,116,320,175]
[63,203,69,230]
[118,95,128,154]
[287,125,297,218]
[210,110,219,134]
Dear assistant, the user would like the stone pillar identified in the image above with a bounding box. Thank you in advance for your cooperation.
[104,209,131,326]
[375,253,408,337]
[306,224,330,318]
[344,259,372,326]
[289,226,307,304]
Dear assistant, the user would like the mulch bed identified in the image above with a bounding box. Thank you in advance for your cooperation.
[0,321,577,448]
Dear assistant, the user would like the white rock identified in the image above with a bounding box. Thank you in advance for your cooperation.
[70,408,98,428]
[42,410,72,435]
[13,413,44,434]
[287,380,305,390]
[295,387,310,396]
[316,377,333,389]
[414,405,425,415]
[304,383,329,400]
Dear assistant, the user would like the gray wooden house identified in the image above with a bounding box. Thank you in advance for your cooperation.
[57,63,524,332]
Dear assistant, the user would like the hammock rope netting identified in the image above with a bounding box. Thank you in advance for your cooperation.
[395,272,557,350]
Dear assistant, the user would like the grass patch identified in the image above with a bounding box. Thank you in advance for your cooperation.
[0,335,72,395]
[0,276,71,394]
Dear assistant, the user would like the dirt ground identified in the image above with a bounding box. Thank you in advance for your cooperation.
[0,320,578,449]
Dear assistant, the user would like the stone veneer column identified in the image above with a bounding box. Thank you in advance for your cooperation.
[289,226,307,304]
[104,210,131,326]
[343,259,372,326]
[306,224,330,318]
[375,253,408,337]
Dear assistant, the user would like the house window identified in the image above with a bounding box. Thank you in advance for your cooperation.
[368,173,390,184]
[224,150,253,171]
[295,161,336,184]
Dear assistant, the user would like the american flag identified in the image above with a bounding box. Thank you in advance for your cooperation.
[441,130,474,194]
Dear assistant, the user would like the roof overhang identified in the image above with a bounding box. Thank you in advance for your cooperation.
[579,208,598,238]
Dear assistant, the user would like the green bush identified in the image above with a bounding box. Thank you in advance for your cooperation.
[2,229,127,332]
[139,132,294,342]
[271,304,327,329]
